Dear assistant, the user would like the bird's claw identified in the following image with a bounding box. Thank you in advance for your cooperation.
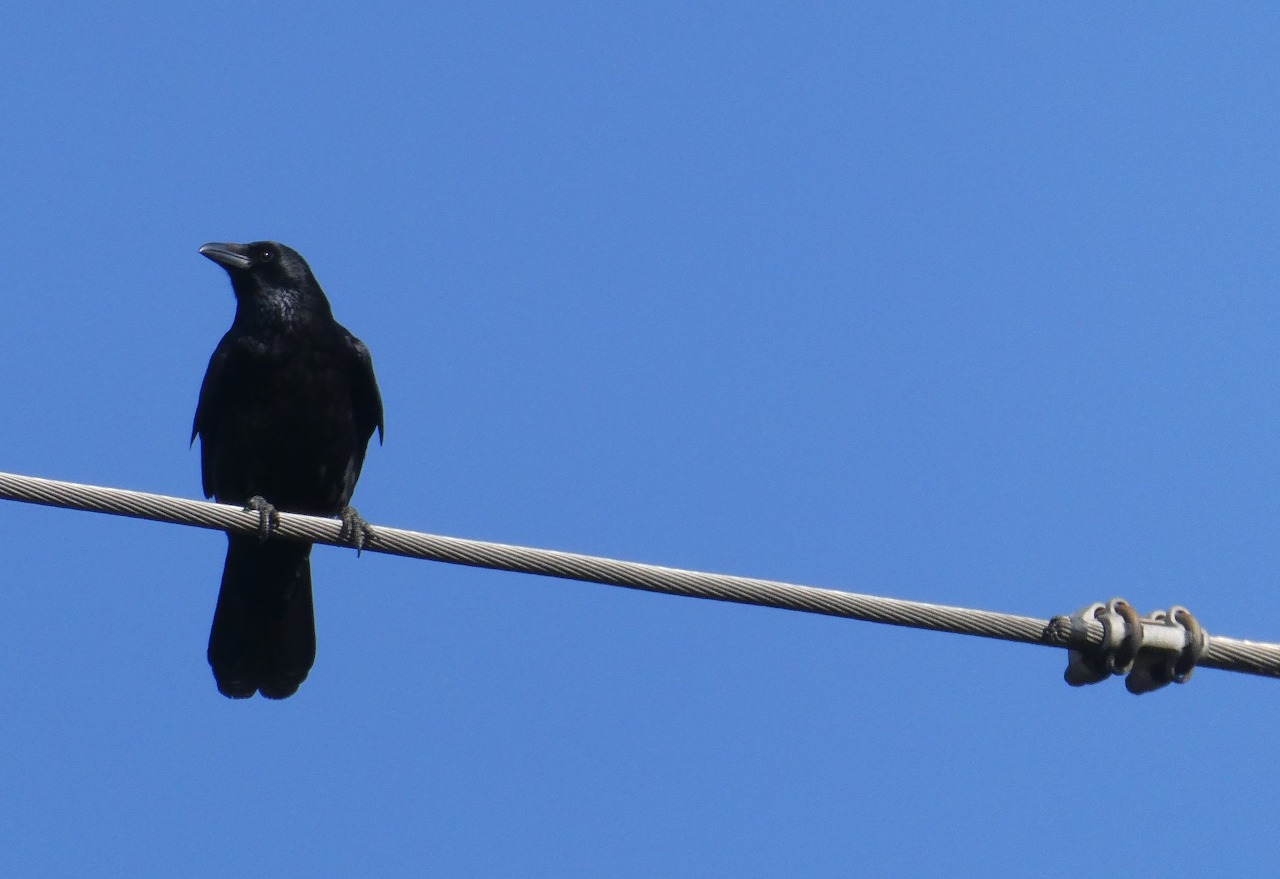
[339,506,373,555]
[244,496,280,543]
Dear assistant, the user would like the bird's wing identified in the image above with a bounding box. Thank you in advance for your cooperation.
[347,333,384,445]
[192,336,234,498]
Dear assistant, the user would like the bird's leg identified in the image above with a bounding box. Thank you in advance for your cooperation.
[338,506,373,555]
[243,496,281,543]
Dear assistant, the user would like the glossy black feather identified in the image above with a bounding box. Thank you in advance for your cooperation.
[193,240,382,699]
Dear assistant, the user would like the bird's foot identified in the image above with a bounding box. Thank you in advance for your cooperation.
[243,496,281,543]
[339,506,373,555]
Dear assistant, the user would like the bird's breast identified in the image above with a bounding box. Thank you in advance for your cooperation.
[207,333,369,514]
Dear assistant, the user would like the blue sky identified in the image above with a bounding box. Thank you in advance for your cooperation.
[2,3,1279,875]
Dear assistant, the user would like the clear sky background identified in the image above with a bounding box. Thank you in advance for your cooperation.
[2,3,1278,875]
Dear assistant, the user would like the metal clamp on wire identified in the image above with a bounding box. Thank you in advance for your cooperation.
[1063,599,1205,693]
[1063,599,1143,686]
[1124,607,1206,694]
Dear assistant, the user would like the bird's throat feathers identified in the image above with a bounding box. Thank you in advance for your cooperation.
[233,281,331,332]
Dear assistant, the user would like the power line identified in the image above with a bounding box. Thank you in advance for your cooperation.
[1,469,1276,685]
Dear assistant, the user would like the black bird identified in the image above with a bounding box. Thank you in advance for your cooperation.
[193,241,383,699]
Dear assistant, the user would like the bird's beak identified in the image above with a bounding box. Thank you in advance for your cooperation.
[199,242,253,271]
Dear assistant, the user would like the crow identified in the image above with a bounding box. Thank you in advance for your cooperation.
[193,240,383,699]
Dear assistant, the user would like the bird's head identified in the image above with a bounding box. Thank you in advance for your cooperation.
[199,240,317,289]
[199,240,330,325]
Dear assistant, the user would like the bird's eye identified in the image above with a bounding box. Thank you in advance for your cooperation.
[259,248,275,263]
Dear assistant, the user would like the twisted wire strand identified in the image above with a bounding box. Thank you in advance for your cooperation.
[1,470,1276,679]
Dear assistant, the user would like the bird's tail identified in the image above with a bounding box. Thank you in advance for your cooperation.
[207,536,316,699]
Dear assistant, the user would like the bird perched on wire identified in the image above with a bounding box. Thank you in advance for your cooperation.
[193,240,383,699]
